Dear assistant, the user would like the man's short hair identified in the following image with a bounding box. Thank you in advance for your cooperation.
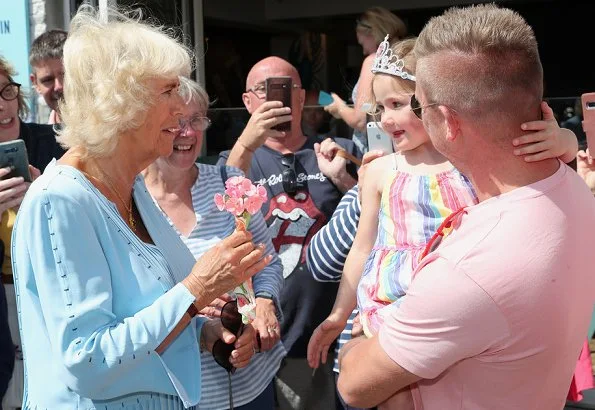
[29,29,68,67]
[415,4,543,122]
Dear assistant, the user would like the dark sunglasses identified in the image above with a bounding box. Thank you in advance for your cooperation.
[0,82,20,101]
[281,154,299,195]
[212,299,244,409]
[410,94,439,120]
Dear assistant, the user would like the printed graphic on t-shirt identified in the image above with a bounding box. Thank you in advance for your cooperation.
[255,171,327,189]
[265,190,326,278]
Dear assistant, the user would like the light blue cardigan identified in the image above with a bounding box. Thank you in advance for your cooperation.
[11,163,205,409]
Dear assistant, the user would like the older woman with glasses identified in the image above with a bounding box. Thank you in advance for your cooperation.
[143,76,284,410]
[11,6,267,410]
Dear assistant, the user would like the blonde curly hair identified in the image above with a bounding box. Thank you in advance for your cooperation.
[57,5,193,157]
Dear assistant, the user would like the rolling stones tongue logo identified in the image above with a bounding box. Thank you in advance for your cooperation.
[265,190,326,278]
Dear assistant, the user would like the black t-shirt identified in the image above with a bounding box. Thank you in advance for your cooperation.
[19,121,66,171]
[218,136,361,357]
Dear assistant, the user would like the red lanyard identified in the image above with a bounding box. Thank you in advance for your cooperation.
[420,207,467,261]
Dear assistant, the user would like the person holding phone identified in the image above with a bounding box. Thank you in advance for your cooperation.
[0,55,65,410]
[10,6,265,410]
[308,32,582,409]
[143,76,284,410]
[324,7,407,153]
[219,56,362,409]
[334,5,595,409]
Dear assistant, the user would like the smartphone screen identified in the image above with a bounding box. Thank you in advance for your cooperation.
[367,122,393,155]
[266,76,292,132]
[318,91,333,106]
[581,92,595,154]
[0,139,31,182]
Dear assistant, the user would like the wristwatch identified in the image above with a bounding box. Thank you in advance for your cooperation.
[256,292,274,301]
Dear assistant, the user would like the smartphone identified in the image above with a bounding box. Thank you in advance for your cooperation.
[367,122,394,155]
[0,140,31,182]
[581,92,595,154]
[266,76,292,132]
[318,90,333,106]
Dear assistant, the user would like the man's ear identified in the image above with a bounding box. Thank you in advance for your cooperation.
[439,105,461,142]
[30,73,39,93]
[242,92,252,113]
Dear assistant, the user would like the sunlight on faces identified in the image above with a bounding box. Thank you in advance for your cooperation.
[372,74,429,153]
[0,73,20,142]
[164,100,206,170]
[242,58,305,136]
[413,81,452,161]
[131,77,184,161]
[31,58,64,112]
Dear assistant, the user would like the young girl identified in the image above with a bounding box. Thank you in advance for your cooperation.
[308,35,578,408]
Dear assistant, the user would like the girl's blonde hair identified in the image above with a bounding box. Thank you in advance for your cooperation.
[368,37,417,116]
[57,4,193,157]
[357,7,408,46]
[0,55,29,119]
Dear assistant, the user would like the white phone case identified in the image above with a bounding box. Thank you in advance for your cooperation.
[366,122,394,154]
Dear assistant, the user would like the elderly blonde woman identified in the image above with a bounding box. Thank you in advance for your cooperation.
[143,76,285,409]
[11,6,266,410]
[0,55,65,410]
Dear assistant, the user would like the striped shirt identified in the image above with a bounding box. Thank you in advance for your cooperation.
[153,163,286,409]
[306,186,360,373]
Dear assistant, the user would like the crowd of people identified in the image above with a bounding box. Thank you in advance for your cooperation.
[1,3,594,410]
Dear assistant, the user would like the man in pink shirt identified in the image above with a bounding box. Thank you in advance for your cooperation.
[337,4,595,410]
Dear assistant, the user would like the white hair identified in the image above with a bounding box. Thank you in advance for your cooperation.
[57,4,193,157]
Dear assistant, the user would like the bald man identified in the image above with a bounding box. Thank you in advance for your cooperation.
[218,57,362,409]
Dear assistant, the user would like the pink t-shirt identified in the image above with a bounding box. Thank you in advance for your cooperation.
[379,162,595,410]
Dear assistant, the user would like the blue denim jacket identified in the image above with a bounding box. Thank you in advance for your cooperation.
[12,164,205,409]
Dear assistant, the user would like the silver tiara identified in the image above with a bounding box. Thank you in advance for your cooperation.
[371,34,416,82]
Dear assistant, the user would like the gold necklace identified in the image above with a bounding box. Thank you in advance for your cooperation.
[82,169,136,231]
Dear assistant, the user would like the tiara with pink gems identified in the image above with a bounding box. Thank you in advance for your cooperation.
[371,34,416,82]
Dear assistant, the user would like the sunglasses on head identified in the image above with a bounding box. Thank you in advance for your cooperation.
[410,94,439,120]
[281,154,300,195]
[212,299,244,409]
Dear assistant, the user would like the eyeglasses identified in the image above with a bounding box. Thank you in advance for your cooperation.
[0,82,20,101]
[212,299,244,409]
[410,94,439,120]
[179,116,211,132]
[281,154,300,195]
[245,82,301,100]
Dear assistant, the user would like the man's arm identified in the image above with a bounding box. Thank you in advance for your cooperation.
[338,335,420,408]
[339,257,509,408]
[306,186,360,282]
[314,138,359,193]
[225,101,290,174]
[225,141,255,175]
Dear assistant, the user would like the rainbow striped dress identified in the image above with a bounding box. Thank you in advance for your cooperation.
[357,165,478,337]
